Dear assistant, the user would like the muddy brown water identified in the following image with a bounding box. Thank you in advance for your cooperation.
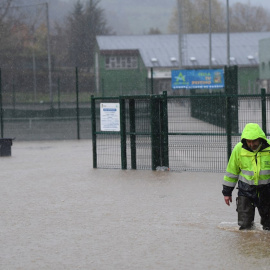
[1,140,270,269]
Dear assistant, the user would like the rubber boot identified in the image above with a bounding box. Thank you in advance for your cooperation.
[258,208,270,230]
[257,189,270,230]
[236,196,255,230]
[261,216,270,230]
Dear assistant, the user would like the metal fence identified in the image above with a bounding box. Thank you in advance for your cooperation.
[91,89,270,172]
[0,102,92,141]
[0,67,92,141]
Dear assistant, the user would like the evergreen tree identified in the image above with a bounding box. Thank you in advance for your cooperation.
[66,0,113,70]
[66,1,85,68]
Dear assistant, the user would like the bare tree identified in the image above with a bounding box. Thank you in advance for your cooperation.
[230,2,270,32]
[168,0,225,34]
[0,0,13,21]
[168,0,270,34]
[0,0,18,64]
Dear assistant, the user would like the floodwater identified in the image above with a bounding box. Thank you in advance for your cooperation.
[1,140,270,270]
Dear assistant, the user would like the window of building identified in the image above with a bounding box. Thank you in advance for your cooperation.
[105,56,138,69]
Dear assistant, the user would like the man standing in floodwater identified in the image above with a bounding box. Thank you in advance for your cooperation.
[222,123,270,230]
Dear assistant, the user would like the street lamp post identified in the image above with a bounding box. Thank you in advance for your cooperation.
[226,0,230,66]
[209,0,212,69]
[45,2,53,109]
[177,0,183,68]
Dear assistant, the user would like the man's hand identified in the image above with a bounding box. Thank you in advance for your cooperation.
[224,196,232,206]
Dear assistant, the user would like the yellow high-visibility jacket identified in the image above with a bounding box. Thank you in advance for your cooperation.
[223,123,270,189]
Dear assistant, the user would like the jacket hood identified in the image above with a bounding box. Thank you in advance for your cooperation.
[241,123,266,143]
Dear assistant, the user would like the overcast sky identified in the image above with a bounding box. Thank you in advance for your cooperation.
[62,0,270,11]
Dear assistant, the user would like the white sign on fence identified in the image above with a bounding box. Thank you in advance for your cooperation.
[100,103,120,131]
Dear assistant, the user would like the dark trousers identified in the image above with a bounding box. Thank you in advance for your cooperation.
[237,196,270,230]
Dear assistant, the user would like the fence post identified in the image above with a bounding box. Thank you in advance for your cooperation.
[145,77,148,94]
[161,91,169,168]
[129,99,136,169]
[101,78,104,97]
[57,76,61,114]
[226,96,232,161]
[120,97,127,169]
[261,88,267,134]
[0,68,3,138]
[76,67,80,140]
[151,95,161,170]
[225,65,238,133]
[91,96,97,168]
[12,76,16,111]
[151,67,154,95]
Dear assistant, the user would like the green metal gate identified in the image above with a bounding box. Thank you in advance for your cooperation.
[91,93,168,171]
[91,89,269,172]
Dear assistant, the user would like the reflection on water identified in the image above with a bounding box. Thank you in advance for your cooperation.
[219,221,270,263]
[219,221,240,231]
[236,232,270,259]
[218,221,263,232]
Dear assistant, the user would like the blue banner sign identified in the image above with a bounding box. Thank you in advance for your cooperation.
[171,69,224,89]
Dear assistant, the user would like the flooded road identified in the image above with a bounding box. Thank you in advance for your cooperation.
[1,140,270,269]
